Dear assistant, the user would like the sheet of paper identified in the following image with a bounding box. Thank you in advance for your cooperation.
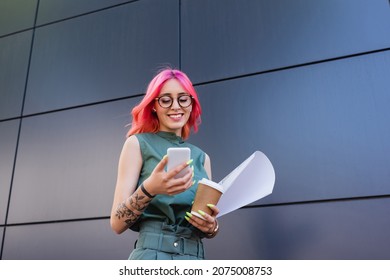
[217,151,275,217]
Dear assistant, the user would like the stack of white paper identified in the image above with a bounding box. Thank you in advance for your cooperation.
[217,151,275,217]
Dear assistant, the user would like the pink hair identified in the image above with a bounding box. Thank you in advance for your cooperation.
[127,68,202,139]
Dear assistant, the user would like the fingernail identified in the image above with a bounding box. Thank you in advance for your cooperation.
[192,180,196,186]
[186,159,193,165]
[184,216,190,222]
[191,201,194,205]
[186,212,193,218]
[207,204,215,208]
[163,155,168,160]
[198,210,206,216]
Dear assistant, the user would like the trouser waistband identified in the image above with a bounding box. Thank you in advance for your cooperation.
[135,221,204,258]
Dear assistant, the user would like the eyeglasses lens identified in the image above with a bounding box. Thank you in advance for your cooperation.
[157,95,192,108]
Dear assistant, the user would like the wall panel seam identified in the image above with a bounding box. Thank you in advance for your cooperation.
[0,28,35,40]
[193,48,390,87]
[2,47,389,122]
[4,194,390,228]
[34,0,140,30]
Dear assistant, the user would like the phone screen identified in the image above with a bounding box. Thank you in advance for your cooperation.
[167,147,191,178]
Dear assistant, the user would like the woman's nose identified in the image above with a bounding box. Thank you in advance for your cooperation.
[171,98,181,109]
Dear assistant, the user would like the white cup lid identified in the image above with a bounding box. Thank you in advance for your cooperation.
[198,178,224,194]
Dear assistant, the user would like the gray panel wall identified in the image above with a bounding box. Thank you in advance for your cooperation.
[25,0,179,115]
[0,31,32,120]
[0,0,37,36]
[9,99,138,224]
[204,197,390,259]
[2,219,135,260]
[181,0,390,83]
[0,227,3,255]
[1,0,389,259]
[36,0,131,25]
[191,51,390,205]
[0,121,19,225]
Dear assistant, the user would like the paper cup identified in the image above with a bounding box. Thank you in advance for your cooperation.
[191,178,224,220]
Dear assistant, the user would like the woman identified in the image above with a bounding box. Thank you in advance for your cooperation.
[110,68,219,260]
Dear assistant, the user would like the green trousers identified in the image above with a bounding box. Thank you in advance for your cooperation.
[129,220,205,260]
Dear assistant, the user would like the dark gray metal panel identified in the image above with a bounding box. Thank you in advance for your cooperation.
[204,197,390,259]
[190,50,390,205]
[2,219,136,259]
[181,0,390,83]
[0,227,3,255]
[0,0,37,36]
[37,0,132,25]
[0,120,19,225]
[24,0,179,115]
[4,199,390,260]
[0,31,32,120]
[8,98,141,224]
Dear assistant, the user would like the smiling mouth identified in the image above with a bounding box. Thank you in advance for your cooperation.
[168,113,184,120]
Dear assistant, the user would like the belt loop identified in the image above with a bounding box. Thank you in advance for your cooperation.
[180,237,185,255]
[158,232,164,252]
[198,239,203,259]
[196,239,200,258]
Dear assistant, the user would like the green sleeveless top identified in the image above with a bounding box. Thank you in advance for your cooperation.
[130,131,209,232]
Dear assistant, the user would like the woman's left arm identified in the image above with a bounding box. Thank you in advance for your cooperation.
[185,153,220,238]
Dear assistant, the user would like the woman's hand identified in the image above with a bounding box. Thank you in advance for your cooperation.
[142,155,194,196]
[185,204,220,238]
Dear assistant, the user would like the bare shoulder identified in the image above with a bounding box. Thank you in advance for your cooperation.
[124,134,140,148]
[119,135,142,167]
[122,135,141,154]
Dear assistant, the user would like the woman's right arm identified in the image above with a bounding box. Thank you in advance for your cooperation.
[110,135,194,234]
[110,135,148,234]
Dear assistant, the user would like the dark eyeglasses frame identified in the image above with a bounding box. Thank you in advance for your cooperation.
[155,95,194,108]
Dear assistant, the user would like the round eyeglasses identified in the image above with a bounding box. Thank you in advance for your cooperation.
[155,95,193,108]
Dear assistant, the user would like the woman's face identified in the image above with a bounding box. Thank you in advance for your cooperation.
[154,79,192,136]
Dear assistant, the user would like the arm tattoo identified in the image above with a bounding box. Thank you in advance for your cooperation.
[115,192,152,228]
[129,193,150,211]
[115,202,138,227]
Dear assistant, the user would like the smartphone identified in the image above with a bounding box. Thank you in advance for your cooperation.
[167,147,191,179]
